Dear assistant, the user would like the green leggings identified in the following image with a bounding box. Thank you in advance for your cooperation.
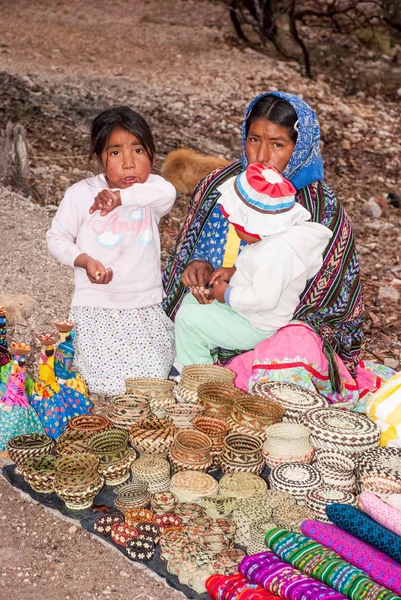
[175,293,274,365]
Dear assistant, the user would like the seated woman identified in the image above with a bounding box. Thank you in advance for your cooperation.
[163,92,391,406]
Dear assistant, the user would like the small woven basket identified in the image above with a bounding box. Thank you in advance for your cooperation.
[220,433,264,475]
[150,491,177,514]
[114,481,150,512]
[125,377,175,399]
[55,452,100,487]
[193,415,229,470]
[176,365,235,404]
[218,472,267,499]
[169,429,213,473]
[88,429,132,485]
[253,381,328,423]
[108,394,151,430]
[248,518,277,555]
[263,422,314,468]
[170,470,219,503]
[269,462,322,505]
[130,415,176,457]
[200,495,237,518]
[165,402,204,429]
[54,477,104,510]
[232,395,284,433]
[198,382,243,418]
[56,429,94,455]
[22,454,58,494]
[7,434,55,469]
[131,454,171,493]
[305,487,356,522]
[67,414,111,434]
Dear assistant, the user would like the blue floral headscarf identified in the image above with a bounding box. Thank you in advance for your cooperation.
[241,92,324,190]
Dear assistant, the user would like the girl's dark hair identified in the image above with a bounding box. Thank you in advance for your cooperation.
[246,96,298,143]
[90,106,155,163]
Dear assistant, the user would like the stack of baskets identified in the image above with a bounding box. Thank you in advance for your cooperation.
[313,449,357,492]
[305,407,381,458]
[67,414,111,435]
[169,428,213,473]
[248,517,277,555]
[201,495,238,518]
[228,395,284,440]
[150,491,177,514]
[130,415,176,457]
[198,382,243,419]
[54,452,104,510]
[21,455,58,494]
[88,428,133,486]
[253,382,328,423]
[131,454,170,493]
[125,377,175,418]
[269,463,322,505]
[7,434,55,470]
[114,480,150,512]
[170,470,219,503]
[165,402,204,429]
[220,433,264,475]
[193,415,229,469]
[263,423,315,469]
[305,487,356,522]
[107,394,150,430]
[176,365,235,403]
[357,447,401,498]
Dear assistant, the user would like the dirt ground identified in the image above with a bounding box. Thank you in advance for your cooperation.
[0,0,401,598]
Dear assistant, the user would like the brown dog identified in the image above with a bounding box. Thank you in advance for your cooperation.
[161,148,232,195]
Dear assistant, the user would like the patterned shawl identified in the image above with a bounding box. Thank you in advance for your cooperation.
[162,93,364,388]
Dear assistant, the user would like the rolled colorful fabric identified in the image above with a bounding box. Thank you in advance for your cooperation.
[206,573,278,599]
[326,503,401,564]
[264,527,400,600]
[360,491,401,537]
[239,552,346,599]
[301,519,401,595]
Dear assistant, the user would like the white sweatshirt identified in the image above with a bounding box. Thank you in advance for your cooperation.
[47,174,176,309]
[225,221,333,331]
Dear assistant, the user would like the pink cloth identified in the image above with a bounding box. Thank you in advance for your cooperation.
[360,492,401,537]
[301,519,401,595]
[230,323,383,406]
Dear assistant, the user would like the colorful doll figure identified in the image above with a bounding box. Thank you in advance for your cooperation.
[31,333,91,439]
[0,342,44,451]
[54,320,88,398]
[0,308,35,400]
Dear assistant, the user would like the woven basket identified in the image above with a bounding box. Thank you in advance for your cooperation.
[269,463,322,505]
[221,433,264,475]
[264,449,315,470]
[125,377,175,399]
[248,518,277,555]
[108,394,151,430]
[272,502,316,532]
[198,382,243,418]
[55,452,100,486]
[359,473,401,499]
[54,477,104,510]
[263,422,314,468]
[165,402,204,429]
[67,414,111,434]
[305,487,356,522]
[170,470,219,503]
[56,430,94,455]
[7,434,55,469]
[150,491,177,514]
[193,415,229,470]
[314,448,356,491]
[176,365,235,404]
[114,481,150,512]
[88,429,132,485]
[169,429,212,473]
[232,395,284,432]
[218,472,267,499]
[131,454,171,493]
[253,382,328,423]
[22,454,57,494]
[130,416,176,457]
[200,495,237,518]
[358,448,401,498]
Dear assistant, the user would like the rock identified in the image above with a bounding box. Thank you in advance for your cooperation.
[0,294,40,326]
[384,357,399,370]
[388,192,401,209]
[378,286,400,302]
[341,139,351,151]
[361,198,382,218]
[68,526,77,534]
[397,87,401,98]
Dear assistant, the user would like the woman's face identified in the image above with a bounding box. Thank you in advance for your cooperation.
[245,118,295,173]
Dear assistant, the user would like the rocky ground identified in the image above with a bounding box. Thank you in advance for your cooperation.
[0,0,401,598]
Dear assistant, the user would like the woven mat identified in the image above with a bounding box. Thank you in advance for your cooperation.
[2,464,208,600]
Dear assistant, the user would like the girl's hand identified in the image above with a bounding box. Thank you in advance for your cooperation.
[189,286,215,305]
[74,254,113,284]
[209,266,236,285]
[212,279,228,303]
[89,190,122,216]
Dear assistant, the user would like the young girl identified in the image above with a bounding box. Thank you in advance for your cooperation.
[47,106,176,395]
[174,163,332,365]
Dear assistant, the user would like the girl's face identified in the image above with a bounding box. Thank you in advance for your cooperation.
[245,118,295,173]
[101,127,152,189]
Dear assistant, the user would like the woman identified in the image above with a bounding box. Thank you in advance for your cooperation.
[163,92,372,403]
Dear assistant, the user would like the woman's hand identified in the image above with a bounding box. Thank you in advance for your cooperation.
[74,254,113,284]
[209,266,236,285]
[182,260,214,289]
[89,190,122,216]
[212,279,229,303]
